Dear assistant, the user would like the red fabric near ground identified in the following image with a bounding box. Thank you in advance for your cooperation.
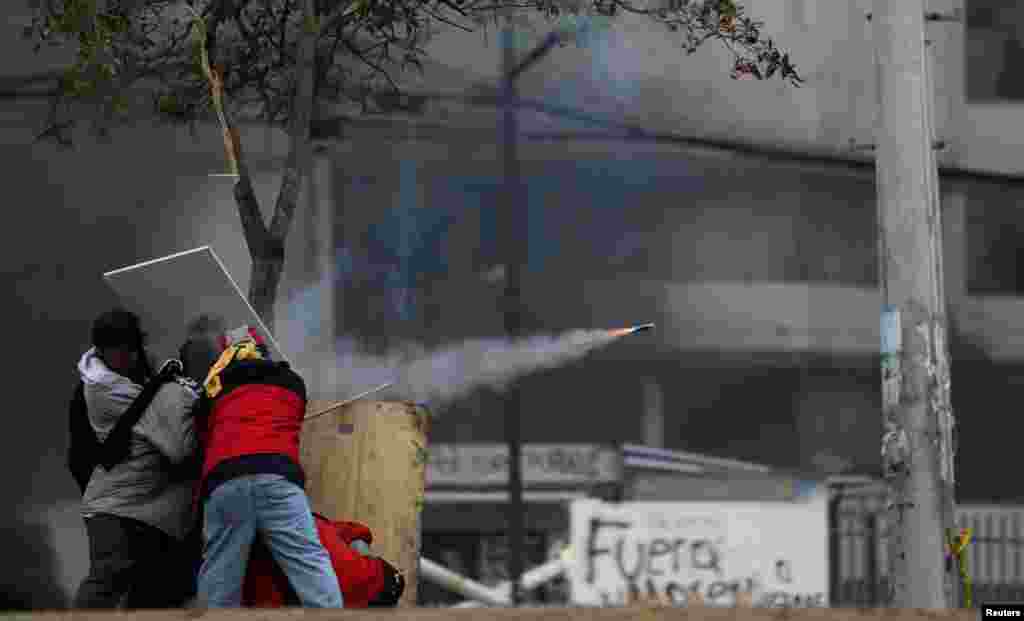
[241,514,386,608]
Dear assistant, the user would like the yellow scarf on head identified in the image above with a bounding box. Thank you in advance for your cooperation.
[203,339,266,399]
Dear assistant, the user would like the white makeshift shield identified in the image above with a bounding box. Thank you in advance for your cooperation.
[102,246,288,365]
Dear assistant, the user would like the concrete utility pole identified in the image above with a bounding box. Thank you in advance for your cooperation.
[872,0,957,608]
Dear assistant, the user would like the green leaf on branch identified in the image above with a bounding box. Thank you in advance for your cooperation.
[716,0,737,18]
[157,94,176,114]
[112,94,128,114]
[304,13,321,34]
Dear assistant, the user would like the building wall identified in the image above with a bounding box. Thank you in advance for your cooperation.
[321,141,895,475]
[416,0,970,164]
[415,0,1024,178]
[322,132,1022,499]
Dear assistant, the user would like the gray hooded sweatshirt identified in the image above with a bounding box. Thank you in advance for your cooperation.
[78,347,199,541]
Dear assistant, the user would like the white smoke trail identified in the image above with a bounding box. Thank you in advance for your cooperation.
[321,329,624,408]
[277,255,636,410]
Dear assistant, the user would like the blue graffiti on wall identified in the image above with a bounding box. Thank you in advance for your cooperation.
[342,157,701,321]
[359,159,456,319]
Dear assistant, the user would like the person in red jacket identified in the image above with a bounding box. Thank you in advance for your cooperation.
[242,514,405,608]
[180,317,343,608]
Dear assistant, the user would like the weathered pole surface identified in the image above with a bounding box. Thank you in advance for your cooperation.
[872,0,957,608]
[501,22,526,607]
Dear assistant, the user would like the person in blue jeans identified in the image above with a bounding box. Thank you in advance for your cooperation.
[181,317,343,608]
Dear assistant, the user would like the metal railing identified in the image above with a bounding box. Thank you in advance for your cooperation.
[831,488,1024,606]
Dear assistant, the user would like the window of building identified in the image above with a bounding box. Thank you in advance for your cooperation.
[966,1,1024,102]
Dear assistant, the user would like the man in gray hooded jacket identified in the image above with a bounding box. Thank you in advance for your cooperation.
[73,309,201,609]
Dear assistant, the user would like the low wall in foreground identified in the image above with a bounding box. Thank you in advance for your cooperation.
[4,608,978,621]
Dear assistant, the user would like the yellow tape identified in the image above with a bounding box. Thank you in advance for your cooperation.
[184,5,239,177]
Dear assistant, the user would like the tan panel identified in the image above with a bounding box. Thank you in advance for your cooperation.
[301,400,431,607]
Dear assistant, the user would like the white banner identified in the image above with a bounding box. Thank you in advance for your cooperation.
[426,444,620,487]
[568,497,828,608]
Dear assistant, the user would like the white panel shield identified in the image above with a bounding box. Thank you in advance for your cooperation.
[102,246,288,365]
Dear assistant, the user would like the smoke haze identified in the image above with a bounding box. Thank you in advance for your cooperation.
[275,243,642,408]
[318,328,627,407]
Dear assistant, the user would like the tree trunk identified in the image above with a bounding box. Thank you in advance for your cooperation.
[230,0,319,329]
[249,255,285,329]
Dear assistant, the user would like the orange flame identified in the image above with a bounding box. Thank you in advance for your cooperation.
[607,327,635,338]
[607,324,654,338]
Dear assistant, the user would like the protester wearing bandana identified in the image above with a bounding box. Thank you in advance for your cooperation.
[181,317,343,608]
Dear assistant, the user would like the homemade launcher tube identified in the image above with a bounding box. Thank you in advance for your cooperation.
[419,558,510,607]
[494,556,569,600]
[450,556,569,607]
[300,400,430,607]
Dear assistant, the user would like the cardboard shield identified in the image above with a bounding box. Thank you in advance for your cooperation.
[102,246,288,365]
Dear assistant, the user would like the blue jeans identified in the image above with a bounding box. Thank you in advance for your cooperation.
[197,474,343,608]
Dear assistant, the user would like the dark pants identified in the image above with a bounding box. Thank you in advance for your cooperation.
[74,514,199,609]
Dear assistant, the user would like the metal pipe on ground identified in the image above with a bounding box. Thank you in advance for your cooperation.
[419,557,510,607]
[452,557,569,608]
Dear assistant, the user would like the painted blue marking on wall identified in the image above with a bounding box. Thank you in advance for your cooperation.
[361,159,458,319]
[342,157,703,319]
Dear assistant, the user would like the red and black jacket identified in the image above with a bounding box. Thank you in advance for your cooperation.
[242,513,405,608]
[195,358,308,503]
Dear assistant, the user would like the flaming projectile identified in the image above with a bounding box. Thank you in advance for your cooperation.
[607,323,656,338]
